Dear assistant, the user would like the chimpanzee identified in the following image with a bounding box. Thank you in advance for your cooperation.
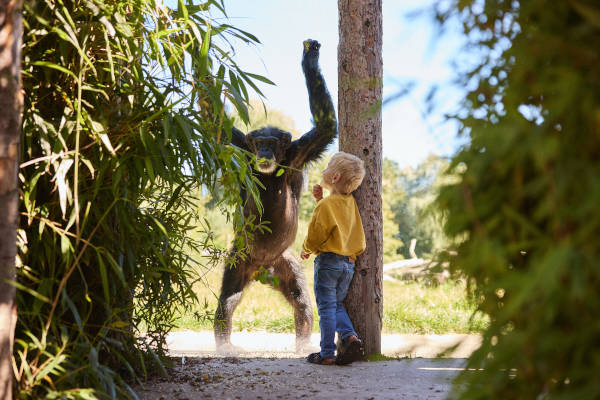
[214,39,337,352]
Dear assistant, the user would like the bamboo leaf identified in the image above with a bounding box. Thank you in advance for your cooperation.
[110,320,129,328]
[238,70,267,98]
[224,82,249,122]
[97,254,110,303]
[114,12,133,37]
[166,184,186,211]
[150,216,168,237]
[30,61,78,80]
[98,133,116,156]
[198,23,211,77]
[62,290,82,330]
[82,84,109,101]
[103,251,126,287]
[7,280,51,304]
[242,71,275,85]
[34,354,67,385]
[81,157,95,179]
[55,159,74,218]
[60,233,72,255]
[224,25,261,44]
[144,156,155,181]
[215,64,225,95]
[178,0,189,20]
[99,15,116,37]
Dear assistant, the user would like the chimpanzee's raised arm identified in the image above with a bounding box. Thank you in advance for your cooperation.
[288,40,337,169]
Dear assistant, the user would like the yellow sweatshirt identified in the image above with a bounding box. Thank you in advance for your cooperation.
[302,194,366,258]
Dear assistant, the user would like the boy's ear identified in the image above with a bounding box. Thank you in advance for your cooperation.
[331,173,341,184]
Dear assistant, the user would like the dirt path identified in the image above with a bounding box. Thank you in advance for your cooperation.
[136,331,481,400]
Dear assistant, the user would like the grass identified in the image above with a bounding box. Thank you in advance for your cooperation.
[173,257,488,335]
[382,279,488,334]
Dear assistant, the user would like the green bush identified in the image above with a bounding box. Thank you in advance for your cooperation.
[435,1,600,399]
[18,0,266,398]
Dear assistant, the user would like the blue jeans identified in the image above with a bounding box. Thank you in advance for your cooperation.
[314,252,357,359]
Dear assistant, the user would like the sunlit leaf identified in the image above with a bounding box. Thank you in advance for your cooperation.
[98,133,116,156]
[55,159,73,218]
[197,23,211,77]
[30,61,78,80]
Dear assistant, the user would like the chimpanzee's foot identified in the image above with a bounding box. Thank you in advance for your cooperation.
[295,335,316,354]
[215,342,244,355]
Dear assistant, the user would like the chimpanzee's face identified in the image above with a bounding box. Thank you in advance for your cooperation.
[246,127,292,174]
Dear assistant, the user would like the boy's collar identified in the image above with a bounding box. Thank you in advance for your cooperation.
[327,192,351,198]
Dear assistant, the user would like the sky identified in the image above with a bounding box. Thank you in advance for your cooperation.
[167,0,469,168]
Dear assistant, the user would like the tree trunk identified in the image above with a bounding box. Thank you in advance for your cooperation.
[338,0,383,356]
[0,0,23,397]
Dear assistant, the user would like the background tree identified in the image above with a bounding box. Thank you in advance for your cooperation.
[338,0,383,356]
[393,155,450,259]
[382,159,404,262]
[0,0,22,397]
[17,0,265,397]
[435,1,600,398]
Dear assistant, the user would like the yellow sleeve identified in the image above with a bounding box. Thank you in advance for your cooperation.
[302,203,333,254]
[353,228,366,257]
[356,213,366,256]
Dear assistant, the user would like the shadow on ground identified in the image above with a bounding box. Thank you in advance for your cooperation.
[138,356,473,400]
[136,331,481,399]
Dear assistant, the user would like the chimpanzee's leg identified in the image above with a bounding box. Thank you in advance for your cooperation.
[272,250,313,352]
[214,255,254,350]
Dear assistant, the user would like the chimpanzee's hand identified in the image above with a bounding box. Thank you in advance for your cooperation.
[312,184,323,202]
[302,39,321,71]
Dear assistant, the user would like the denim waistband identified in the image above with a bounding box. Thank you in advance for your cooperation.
[317,252,353,263]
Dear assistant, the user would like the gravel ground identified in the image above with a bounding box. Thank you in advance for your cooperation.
[136,331,481,400]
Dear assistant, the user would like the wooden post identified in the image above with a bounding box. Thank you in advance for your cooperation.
[337,0,383,356]
[0,0,23,397]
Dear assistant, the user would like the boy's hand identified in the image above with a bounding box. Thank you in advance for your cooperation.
[312,184,323,201]
[300,251,310,260]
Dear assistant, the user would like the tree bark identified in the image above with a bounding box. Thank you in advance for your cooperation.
[338,0,383,356]
[0,0,23,397]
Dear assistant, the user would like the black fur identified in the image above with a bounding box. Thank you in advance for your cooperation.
[215,40,336,351]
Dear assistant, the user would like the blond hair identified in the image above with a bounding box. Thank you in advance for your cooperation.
[329,152,366,194]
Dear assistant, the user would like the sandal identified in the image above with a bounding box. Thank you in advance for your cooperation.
[307,352,335,365]
[335,336,363,365]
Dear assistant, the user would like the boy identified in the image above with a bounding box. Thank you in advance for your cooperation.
[300,152,366,365]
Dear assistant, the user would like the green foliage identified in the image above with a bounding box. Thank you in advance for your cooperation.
[435,1,600,399]
[253,266,280,287]
[18,0,268,397]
